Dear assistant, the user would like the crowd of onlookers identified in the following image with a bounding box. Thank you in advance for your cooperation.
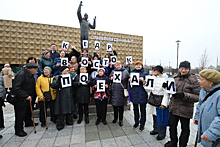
[0,43,219,147]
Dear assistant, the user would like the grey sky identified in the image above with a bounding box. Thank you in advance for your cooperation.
[0,0,220,68]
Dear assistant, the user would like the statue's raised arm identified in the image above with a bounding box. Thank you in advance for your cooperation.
[77,1,83,23]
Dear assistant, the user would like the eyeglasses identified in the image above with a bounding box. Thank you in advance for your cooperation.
[135,64,141,66]
[64,69,69,72]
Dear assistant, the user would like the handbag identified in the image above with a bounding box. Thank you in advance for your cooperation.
[120,83,129,97]
[6,89,17,105]
[42,77,52,101]
[156,106,169,127]
[148,92,163,107]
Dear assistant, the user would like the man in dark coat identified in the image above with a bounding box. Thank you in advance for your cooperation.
[49,44,60,61]
[68,45,81,61]
[13,63,38,137]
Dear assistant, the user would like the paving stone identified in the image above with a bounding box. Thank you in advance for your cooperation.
[70,133,85,144]
[70,143,86,147]
[122,126,137,135]
[53,136,71,146]
[101,138,118,147]
[72,126,85,135]
[85,125,98,133]
[3,141,23,147]
[37,138,55,147]
[98,130,113,140]
[115,136,132,147]
[127,134,145,145]
[8,135,28,142]
[25,131,44,140]
[86,140,102,147]
[20,139,40,147]
[110,128,125,137]
[57,128,72,137]
[97,123,110,131]
[2,126,14,134]
[85,131,99,142]
[42,129,58,138]
[0,133,14,146]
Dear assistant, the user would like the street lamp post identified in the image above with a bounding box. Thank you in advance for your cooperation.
[176,40,181,73]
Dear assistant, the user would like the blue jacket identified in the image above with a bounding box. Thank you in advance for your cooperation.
[194,83,220,147]
[130,68,148,104]
[53,58,61,76]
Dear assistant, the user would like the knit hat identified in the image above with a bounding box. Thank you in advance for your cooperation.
[60,66,68,73]
[153,65,163,74]
[98,68,105,73]
[44,66,52,73]
[135,61,143,67]
[179,61,191,70]
[26,63,38,69]
[199,69,220,84]
[42,50,50,56]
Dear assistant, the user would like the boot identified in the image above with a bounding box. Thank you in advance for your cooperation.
[66,113,73,125]
[56,114,65,131]
[77,111,83,124]
[85,111,89,124]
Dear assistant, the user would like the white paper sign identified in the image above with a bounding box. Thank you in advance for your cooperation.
[113,71,121,83]
[61,58,68,67]
[144,76,155,90]
[97,80,105,92]
[130,73,139,85]
[93,60,100,69]
[62,41,69,49]
[102,58,109,67]
[94,41,100,50]
[81,57,88,67]
[83,40,88,48]
[111,56,117,64]
[106,43,112,51]
[61,74,71,88]
[80,73,88,85]
[126,56,132,64]
[165,78,176,94]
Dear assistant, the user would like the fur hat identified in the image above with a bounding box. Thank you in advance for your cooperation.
[60,66,68,73]
[199,69,220,84]
[26,63,38,69]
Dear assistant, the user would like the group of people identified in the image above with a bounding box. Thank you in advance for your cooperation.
[0,43,219,147]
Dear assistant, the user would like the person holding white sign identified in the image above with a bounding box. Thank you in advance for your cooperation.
[164,61,200,147]
[109,61,129,126]
[143,65,169,140]
[102,54,113,77]
[129,61,148,132]
[53,51,67,76]
[51,66,76,131]
[77,48,92,74]
[92,68,109,125]
[73,67,92,124]
[106,47,117,57]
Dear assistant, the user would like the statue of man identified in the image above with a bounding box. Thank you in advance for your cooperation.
[77,1,96,52]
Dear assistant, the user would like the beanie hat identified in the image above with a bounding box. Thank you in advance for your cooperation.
[153,65,163,74]
[44,66,52,73]
[199,69,220,84]
[179,61,191,70]
[135,61,143,67]
[98,68,105,73]
[26,63,38,69]
[60,66,68,73]
[42,50,50,56]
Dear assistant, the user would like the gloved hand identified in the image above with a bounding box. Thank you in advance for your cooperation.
[162,82,168,88]
[172,93,184,99]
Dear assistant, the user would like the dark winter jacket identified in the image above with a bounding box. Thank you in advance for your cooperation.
[130,68,148,104]
[169,72,200,119]
[92,74,109,100]
[51,75,75,115]
[49,50,60,61]
[109,67,129,106]
[38,56,53,75]
[13,69,36,107]
[68,49,80,61]
[73,74,92,104]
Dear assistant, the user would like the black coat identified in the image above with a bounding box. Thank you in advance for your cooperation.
[73,74,92,104]
[109,68,129,106]
[77,56,92,74]
[51,75,76,115]
[68,49,81,61]
[13,69,36,107]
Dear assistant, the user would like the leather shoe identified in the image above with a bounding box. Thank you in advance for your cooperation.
[133,123,139,129]
[112,119,117,123]
[156,135,165,140]
[164,141,177,147]
[102,120,107,125]
[119,120,123,126]
[15,131,27,137]
[139,125,144,132]
[150,130,159,135]
[25,123,38,127]
[95,119,100,125]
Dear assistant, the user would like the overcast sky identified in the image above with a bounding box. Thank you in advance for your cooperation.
[0,0,220,68]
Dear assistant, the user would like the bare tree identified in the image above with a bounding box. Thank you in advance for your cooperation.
[198,48,210,70]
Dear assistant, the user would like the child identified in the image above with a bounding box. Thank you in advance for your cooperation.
[73,67,92,124]
[92,68,109,125]
[51,66,75,131]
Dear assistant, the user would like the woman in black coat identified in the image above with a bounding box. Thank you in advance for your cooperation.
[109,61,129,126]
[73,67,92,124]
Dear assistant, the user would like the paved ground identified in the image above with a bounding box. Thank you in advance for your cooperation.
[0,103,203,147]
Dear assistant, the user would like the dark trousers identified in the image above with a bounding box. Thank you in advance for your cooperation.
[113,106,124,121]
[133,104,146,126]
[169,113,190,146]
[0,99,4,128]
[57,113,73,126]
[38,100,56,124]
[153,115,166,137]
[14,105,33,132]
[95,99,108,121]
[78,103,89,117]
